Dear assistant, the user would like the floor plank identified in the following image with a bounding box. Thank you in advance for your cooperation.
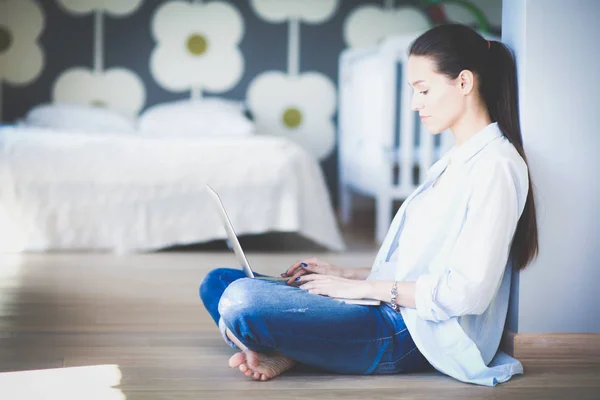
[0,250,598,399]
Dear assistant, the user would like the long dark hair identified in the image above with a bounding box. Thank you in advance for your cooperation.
[409,24,538,271]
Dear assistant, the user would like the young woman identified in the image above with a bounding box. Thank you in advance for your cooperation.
[199,24,538,386]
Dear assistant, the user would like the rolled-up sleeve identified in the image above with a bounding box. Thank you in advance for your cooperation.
[415,160,524,323]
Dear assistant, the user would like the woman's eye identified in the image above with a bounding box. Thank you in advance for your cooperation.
[420,90,429,95]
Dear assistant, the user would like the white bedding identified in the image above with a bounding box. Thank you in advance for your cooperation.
[0,127,345,253]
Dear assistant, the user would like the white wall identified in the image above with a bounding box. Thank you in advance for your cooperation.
[503,0,600,333]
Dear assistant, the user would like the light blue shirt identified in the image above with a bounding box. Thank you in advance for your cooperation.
[367,122,527,386]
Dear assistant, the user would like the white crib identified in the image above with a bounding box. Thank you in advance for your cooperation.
[337,33,455,244]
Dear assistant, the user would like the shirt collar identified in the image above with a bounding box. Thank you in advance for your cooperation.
[447,122,503,165]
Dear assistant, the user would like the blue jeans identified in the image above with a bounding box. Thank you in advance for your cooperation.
[199,267,433,375]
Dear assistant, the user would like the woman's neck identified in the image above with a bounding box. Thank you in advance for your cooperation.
[450,104,492,147]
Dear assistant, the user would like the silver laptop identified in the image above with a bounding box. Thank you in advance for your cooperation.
[206,184,380,306]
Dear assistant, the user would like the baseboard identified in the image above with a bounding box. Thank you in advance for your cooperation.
[501,330,600,361]
[500,329,517,357]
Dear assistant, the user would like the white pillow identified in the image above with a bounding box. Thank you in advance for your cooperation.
[138,98,255,138]
[21,103,136,134]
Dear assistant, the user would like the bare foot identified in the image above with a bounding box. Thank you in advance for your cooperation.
[228,350,296,381]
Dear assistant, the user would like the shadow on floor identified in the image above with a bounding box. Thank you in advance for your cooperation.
[158,232,330,253]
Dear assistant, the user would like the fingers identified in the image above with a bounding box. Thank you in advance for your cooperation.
[298,280,328,296]
[286,269,308,285]
[298,274,337,292]
[283,260,310,277]
[283,259,319,278]
[298,275,327,292]
[283,261,302,277]
[298,274,329,282]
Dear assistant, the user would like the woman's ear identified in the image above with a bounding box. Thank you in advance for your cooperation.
[458,70,475,94]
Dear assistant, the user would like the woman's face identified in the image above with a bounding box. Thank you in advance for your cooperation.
[406,55,465,134]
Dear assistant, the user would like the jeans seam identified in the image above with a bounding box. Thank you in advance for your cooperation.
[375,346,419,369]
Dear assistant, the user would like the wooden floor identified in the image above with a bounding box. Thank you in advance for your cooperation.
[1,233,599,399]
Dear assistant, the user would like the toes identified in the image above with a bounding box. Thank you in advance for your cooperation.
[260,374,268,381]
[245,369,253,377]
[239,363,248,373]
[253,372,261,380]
[228,352,246,368]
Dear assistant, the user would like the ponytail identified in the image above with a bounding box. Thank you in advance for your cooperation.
[485,41,539,271]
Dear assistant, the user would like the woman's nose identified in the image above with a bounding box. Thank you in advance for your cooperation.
[411,97,422,111]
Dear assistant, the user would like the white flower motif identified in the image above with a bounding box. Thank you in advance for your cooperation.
[247,71,336,160]
[343,4,431,48]
[56,0,143,16]
[150,1,244,93]
[53,68,146,117]
[441,2,500,29]
[250,0,338,23]
[0,0,44,85]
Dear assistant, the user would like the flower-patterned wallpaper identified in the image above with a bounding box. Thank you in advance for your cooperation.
[0,0,501,204]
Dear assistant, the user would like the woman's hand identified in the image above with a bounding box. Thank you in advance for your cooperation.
[296,274,371,299]
[281,257,343,285]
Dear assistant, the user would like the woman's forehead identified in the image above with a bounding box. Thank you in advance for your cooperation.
[407,56,441,84]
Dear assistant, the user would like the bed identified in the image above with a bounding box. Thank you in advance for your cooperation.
[0,111,345,253]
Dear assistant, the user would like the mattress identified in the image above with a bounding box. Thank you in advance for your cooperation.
[0,127,345,253]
